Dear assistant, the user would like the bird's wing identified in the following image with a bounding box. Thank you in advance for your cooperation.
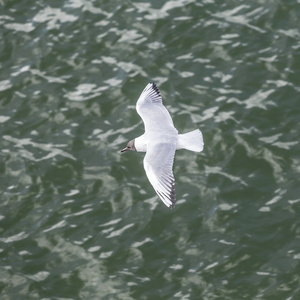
[136,83,175,133]
[143,142,176,208]
[137,82,163,105]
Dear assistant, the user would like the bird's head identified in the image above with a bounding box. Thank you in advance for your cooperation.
[121,139,136,153]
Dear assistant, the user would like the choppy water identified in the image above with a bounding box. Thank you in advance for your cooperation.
[1,0,300,299]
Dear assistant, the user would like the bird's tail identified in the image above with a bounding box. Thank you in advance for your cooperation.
[177,129,204,152]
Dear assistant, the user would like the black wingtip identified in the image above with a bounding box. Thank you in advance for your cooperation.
[169,191,176,209]
[150,82,161,97]
[169,201,176,209]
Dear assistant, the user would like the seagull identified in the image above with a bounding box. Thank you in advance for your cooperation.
[121,83,204,208]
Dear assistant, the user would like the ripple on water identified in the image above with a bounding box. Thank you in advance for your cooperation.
[3,135,76,161]
[1,0,300,299]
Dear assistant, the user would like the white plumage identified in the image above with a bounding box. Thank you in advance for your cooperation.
[121,83,204,208]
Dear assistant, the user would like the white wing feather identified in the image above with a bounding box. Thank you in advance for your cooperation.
[136,83,176,134]
[135,83,178,208]
[143,142,176,208]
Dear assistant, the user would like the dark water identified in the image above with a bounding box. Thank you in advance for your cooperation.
[1,0,300,299]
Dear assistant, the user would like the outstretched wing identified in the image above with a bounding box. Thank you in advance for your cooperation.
[136,83,175,133]
[143,142,176,208]
[137,82,163,105]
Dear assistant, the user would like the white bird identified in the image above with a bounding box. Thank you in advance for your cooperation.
[121,83,204,208]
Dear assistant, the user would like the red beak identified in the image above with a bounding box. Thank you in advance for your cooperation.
[120,148,127,153]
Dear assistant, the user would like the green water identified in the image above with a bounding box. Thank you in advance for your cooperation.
[1,0,300,299]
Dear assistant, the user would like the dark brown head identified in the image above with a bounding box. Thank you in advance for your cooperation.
[121,139,136,153]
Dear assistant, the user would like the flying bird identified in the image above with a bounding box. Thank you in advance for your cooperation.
[121,83,204,208]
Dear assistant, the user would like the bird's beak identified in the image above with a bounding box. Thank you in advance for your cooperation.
[120,147,127,153]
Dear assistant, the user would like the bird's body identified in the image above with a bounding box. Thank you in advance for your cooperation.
[121,83,204,208]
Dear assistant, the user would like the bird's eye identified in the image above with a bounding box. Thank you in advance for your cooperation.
[128,146,131,148]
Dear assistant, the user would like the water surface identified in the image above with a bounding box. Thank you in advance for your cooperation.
[1,0,300,299]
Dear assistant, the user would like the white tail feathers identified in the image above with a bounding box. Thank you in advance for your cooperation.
[177,129,204,152]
